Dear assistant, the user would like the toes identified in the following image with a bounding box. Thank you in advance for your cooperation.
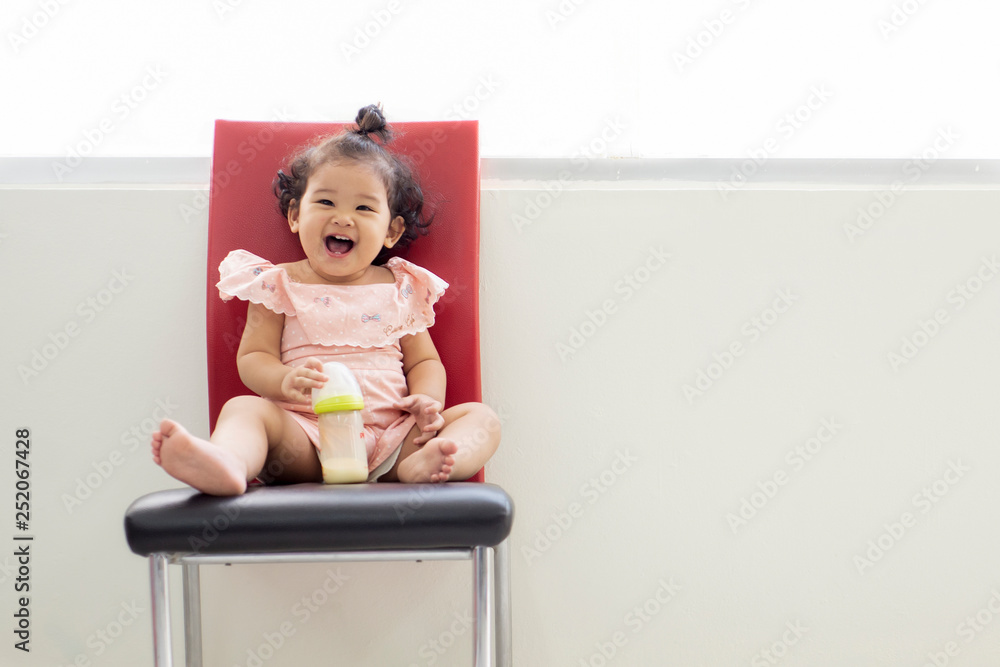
[159,418,179,438]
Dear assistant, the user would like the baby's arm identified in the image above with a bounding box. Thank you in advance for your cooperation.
[236,302,327,403]
[396,330,447,444]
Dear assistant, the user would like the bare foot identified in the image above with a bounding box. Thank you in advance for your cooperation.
[151,419,248,496]
[396,437,458,483]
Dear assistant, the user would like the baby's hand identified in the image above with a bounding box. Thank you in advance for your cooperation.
[280,358,327,404]
[394,394,445,446]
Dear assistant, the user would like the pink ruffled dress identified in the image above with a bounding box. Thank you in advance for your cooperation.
[216,249,448,479]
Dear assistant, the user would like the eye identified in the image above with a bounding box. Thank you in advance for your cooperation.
[357,205,374,212]
[317,199,333,206]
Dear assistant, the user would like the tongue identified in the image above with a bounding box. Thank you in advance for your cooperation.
[326,237,353,254]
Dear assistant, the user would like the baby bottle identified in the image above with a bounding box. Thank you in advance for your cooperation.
[311,362,369,484]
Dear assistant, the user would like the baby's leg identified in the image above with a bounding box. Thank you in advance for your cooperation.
[385,402,501,483]
[151,396,321,496]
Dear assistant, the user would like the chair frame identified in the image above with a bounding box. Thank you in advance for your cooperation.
[148,540,511,666]
[138,118,510,666]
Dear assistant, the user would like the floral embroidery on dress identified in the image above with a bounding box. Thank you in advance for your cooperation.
[252,267,263,276]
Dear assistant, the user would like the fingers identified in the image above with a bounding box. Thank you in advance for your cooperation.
[417,400,443,431]
[303,357,325,373]
[394,395,418,411]
[395,395,444,445]
[302,366,328,385]
[412,404,444,446]
[417,414,444,433]
[282,366,328,403]
[406,394,442,417]
[289,375,323,393]
[423,407,445,432]
[396,393,441,407]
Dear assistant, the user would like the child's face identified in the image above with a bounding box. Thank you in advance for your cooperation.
[288,161,404,284]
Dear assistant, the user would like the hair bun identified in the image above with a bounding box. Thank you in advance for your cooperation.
[354,104,392,143]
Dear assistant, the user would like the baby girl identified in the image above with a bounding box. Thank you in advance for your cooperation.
[151,105,500,495]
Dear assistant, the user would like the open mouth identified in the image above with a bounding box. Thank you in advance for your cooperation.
[325,234,355,256]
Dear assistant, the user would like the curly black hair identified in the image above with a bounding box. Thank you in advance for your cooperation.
[273,104,432,264]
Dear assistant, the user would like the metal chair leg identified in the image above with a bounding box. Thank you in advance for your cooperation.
[494,539,511,667]
[473,546,493,667]
[183,562,203,667]
[149,554,172,667]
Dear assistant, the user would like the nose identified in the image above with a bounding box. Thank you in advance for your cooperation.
[331,210,354,226]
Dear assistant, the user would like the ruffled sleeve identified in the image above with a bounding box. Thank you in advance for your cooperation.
[217,249,296,316]
[385,257,449,334]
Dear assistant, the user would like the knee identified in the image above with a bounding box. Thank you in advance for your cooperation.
[220,395,271,418]
[466,402,502,446]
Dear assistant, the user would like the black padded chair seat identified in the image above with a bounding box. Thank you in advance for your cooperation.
[124,483,514,556]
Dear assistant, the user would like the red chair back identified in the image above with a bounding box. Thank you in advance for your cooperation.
[206,119,482,481]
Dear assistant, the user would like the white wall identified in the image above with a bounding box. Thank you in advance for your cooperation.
[2,173,999,666]
[3,0,999,159]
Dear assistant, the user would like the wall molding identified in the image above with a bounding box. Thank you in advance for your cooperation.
[1,156,998,187]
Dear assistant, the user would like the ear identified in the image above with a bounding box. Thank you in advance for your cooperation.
[287,200,299,233]
[384,216,405,248]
